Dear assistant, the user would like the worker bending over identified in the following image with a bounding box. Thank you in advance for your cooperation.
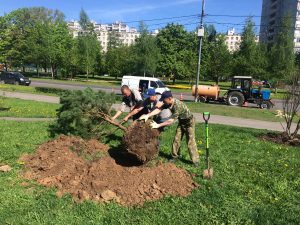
[140,91,199,166]
[112,85,148,121]
[123,89,171,124]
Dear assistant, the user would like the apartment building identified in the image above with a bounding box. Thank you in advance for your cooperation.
[67,21,140,52]
[260,0,300,52]
[225,28,259,52]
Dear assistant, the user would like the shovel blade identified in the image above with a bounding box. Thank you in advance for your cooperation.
[203,167,213,179]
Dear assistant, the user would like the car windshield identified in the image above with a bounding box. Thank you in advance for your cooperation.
[14,73,25,78]
[157,80,165,88]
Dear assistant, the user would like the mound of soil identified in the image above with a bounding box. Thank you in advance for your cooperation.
[21,135,198,206]
[123,120,160,163]
[260,132,300,147]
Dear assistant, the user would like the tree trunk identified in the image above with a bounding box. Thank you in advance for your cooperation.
[22,66,25,73]
[172,74,176,85]
[36,65,39,77]
[4,62,8,71]
[215,76,219,85]
[86,67,89,80]
[51,65,54,79]
[96,111,127,131]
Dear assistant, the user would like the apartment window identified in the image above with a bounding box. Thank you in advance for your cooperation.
[297,38,300,43]
[270,12,276,18]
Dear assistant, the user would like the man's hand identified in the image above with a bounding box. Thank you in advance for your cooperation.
[139,114,149,122]
[123,116,129,122]
[150,121,160,129]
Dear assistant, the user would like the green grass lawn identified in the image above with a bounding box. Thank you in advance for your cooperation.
[31,77,121,87]
[0,121,299,224]
[0,97,59,118]
[187,102,284,122]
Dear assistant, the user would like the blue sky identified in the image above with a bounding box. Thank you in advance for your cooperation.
[0,0,262,33]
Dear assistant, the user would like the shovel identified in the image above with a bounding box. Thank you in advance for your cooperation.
[203,112,213,179]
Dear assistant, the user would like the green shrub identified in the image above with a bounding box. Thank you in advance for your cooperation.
[49,88,116,139]
[35,87,69,96]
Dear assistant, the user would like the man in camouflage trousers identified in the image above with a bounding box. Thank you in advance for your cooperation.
[139,91,199,166]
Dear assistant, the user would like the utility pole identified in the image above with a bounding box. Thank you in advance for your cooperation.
[194,0,205,102]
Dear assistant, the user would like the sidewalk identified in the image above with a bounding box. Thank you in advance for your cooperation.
[0,90,297,133]
[0,91,59,103]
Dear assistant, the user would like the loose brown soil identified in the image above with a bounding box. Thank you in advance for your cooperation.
[260,132,300,147]
[21,135,198,206]
[122,120,160,164]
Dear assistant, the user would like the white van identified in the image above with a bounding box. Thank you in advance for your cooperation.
[121,76,170,94]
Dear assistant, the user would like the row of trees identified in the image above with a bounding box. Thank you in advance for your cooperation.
[0,7,297,84]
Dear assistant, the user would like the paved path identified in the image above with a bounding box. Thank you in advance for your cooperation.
[0,90,297,133]
[0,90,59,103]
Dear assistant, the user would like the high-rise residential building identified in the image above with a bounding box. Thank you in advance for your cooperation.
[67,21,140,52]
[259,0,300,52]
[225,28,259,52]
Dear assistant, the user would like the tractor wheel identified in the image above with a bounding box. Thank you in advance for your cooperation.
[197,96,206,103]
[260,101,272,109]
[227,91,245,107]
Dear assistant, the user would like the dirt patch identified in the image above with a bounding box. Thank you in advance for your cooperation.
[260,132,300,147]
[21,135,198,206]
[123,120,160,164]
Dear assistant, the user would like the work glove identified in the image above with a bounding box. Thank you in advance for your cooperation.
[150,121,160,129]
[139,114,149,122]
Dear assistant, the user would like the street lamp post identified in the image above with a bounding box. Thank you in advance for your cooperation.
[195,0,205,102]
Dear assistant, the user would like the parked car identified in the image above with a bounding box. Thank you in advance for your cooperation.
[121,76,169,94]
[0,71,31,86]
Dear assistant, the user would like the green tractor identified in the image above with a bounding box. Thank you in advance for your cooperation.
[226,76,274,109]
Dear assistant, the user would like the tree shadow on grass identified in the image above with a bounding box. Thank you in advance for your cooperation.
[0,107,10,111]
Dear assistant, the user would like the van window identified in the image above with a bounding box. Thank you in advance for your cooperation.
[157,80,165,88]
[139,80,149,92]
[150,81,158,88]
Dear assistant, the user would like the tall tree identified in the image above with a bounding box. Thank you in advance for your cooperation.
[134,21,160,76]
[77,9,101,78]
[156,24,195,84]
[0,7,69,75]
[106,45,134,79]
[206,31,232,83]
[269,14,295,81]
[233,18,268,78]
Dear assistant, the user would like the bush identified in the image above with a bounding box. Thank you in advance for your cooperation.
[49,88,116,139]
[35,87,69,96]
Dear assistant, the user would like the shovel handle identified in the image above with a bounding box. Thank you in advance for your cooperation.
[203,112,210,123]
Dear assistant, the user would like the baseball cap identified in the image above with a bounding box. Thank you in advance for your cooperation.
[147,89,156,96]
[159,91,173,101]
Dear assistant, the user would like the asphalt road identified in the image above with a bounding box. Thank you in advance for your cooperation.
[30,80,284,110]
